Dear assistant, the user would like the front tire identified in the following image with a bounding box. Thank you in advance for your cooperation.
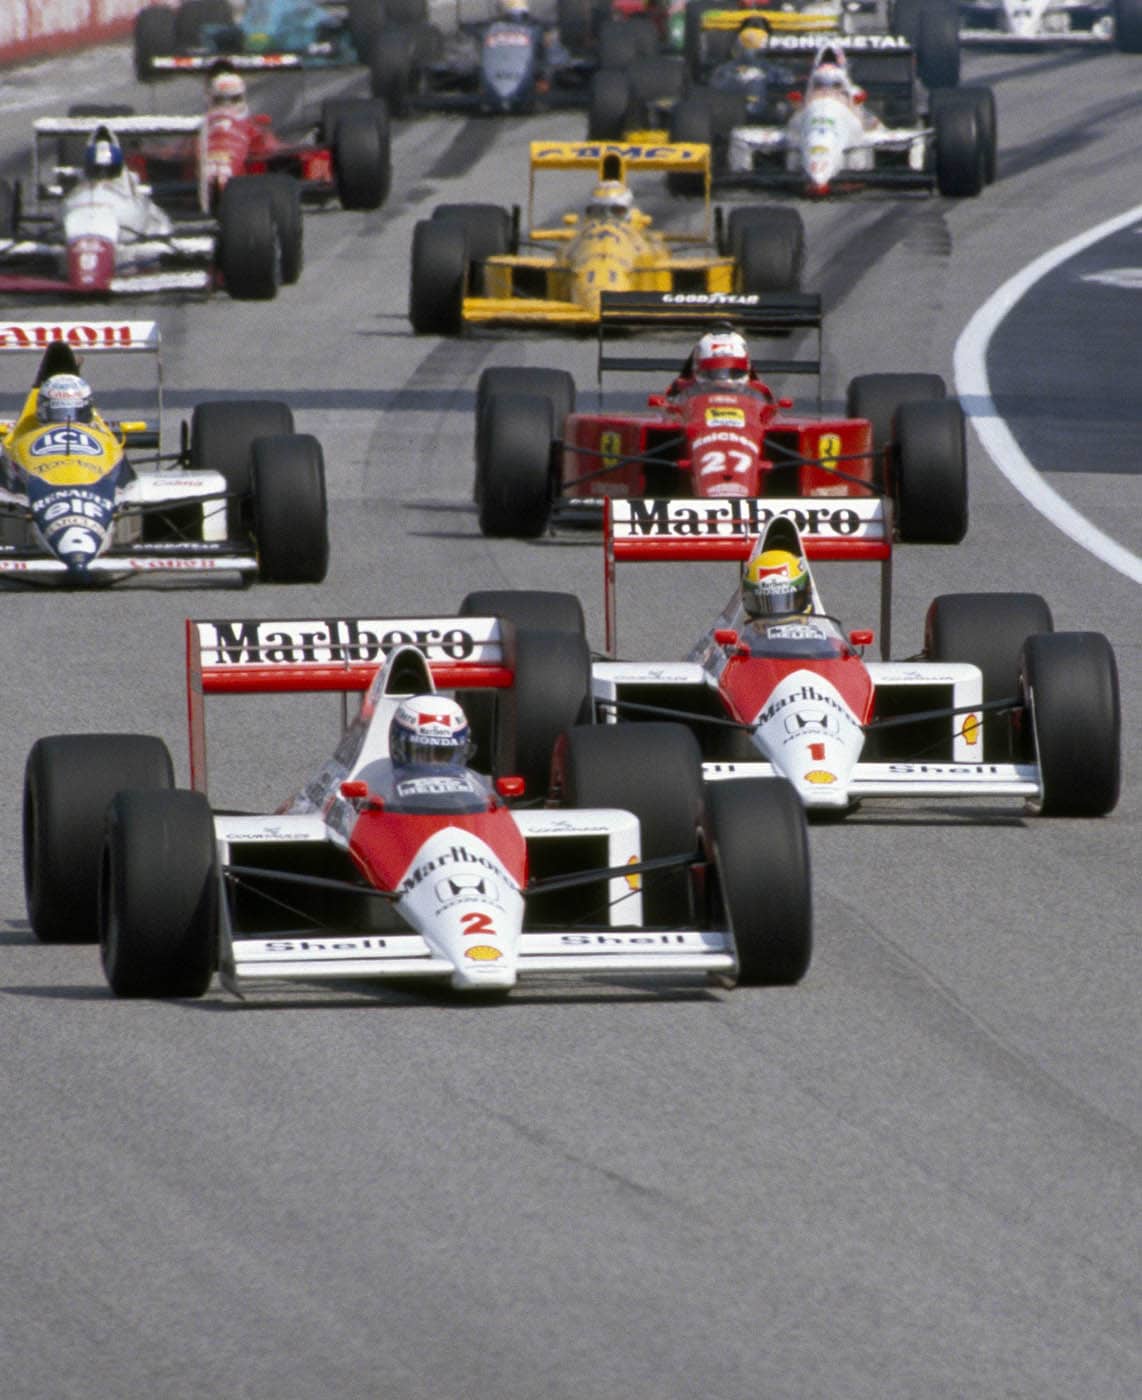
[408,218,466,334]
[893,398,967,543]
[251,434,330,583]
[217,176,281,300]
[478,393,555,538]
[24,735,174,944]
[1022,633,1121,816]
[704,778,811,986]
[134,6,176,81]
[101,789,218,998]
[935,98,985,197]
[731,207,805,294]
[333,104,392,211]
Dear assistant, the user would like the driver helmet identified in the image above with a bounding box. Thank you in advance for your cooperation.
[208,68,249,117]
[742,548,812,618]
[694,329,751,386]
[585,180,634,221]
[83,126,124,181]
[498,0,530,16]
[733,22,771,60]
[37,374,95,425]
[810,61,848,95]
[390,696,474,767]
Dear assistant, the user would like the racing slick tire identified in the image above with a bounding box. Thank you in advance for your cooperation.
[478,393,555,538]
[134,5,176,81]
[915,2,960,89]
[474,367,575,497]
[459,591,587,777]
[684,1,731,81]
[264,174,303,284]
[588,70,632,140]
[667,93,714,193]
[369,29,416,115]
[101,790,218,998]
[347,0,386,58]
[188,399,295,537]
[409,219,466,334]
[730,206,805,292]
[496,629,592,797]
[558,0,593,51]
[432,203,512,287]
[24,734,174,945]
[931,86,996,184]
[217,177,281,300]
[386,0,429,21]
[333,104,392,211]
[1021,633,1121,817]
[704,777,811,986]
[251,434,330,584]
[925,592,1054,762]
[552,723,705,926]
[893,398,967,544]
[845,372,946,490]
[934,98,985,197]
[891,0,924,39]
[736,222,802,295]
[1117,0,1142,51]
[598,18,656,69]
[0,179,17,237]
[626,55,688,126]
[174,0,233,50]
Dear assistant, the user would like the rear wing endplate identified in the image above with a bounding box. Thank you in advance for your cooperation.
[603,497,894,656]
[186,615,513,792]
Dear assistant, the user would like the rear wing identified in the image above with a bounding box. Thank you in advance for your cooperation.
[150,53,306,73]
[528,140,711,238]
[603,497,894,656]
[700,8,844,34]
[0,321,163,435]
[186,615,513,791]
[596,290,822,389]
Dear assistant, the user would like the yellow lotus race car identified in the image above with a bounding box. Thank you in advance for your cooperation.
[407,140,805,333]
[0,320,328,586]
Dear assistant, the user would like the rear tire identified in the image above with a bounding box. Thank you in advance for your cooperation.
[101,789,218,998]
[134,6,176,81]
[704,778,811,986]
[478,394,555,538]
[251,434,330,584]
[369,29,415,115]
[668,93,713,194]
[188,399,294,536]
[498,630,593,796]
[408,219,466,334]
[935,98,985,197]
[588,69,631,139]
[733,209,804,294]
[894,399,967,544]
[24,735,174,944]
[846,372,946,490]
[915,2,961,89]
[925,592,1053,761]
[333,104,392,210]
[217,176,281,300]
[552,723,704,926]
[1022,633,1120,816]
[175,0,232,49]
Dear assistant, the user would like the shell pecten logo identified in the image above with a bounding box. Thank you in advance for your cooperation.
[803,769,837,785]
[465,945,503,962]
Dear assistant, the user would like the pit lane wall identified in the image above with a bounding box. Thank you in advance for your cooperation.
[0,1,139,67]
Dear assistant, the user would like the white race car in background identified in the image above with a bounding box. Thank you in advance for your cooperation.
[958,0,1142,50]
[722,41,996,197]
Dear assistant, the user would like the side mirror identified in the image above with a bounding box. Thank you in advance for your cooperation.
[849,629,874,652]
[777,396,793,409]
[647,393,666,407]
[714,628,739,647]
[496,776,525,799]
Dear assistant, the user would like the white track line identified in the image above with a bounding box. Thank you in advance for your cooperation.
[954,204,1142,587]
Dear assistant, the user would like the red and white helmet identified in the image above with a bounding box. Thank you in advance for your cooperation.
[208,69,248,116]
[390,696,474,767]
[694,329,750,385]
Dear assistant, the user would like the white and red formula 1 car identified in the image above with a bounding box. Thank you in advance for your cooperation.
[591,495,1121,815]
[22,602,813,999]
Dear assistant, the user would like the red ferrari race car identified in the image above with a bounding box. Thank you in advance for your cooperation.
[474,290,968,542]
[22,601,812,997]
[587,497,1121,816]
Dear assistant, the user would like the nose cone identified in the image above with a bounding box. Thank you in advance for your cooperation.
[67,234,116,291]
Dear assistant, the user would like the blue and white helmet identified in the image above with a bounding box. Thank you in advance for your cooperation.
[390,696,474,766]
[84,126,124,180]
[37,374,94,424]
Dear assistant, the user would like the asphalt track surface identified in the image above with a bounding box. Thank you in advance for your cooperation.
[1,39,1138,1400]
